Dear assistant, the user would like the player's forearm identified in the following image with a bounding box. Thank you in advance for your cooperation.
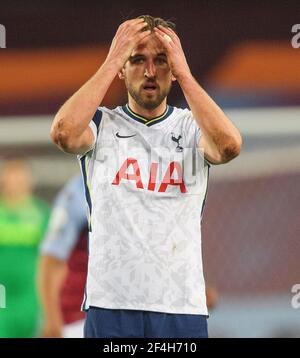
[178,73,242,161]
[51,60,119,141]
[38,256,67,324]
[40,286,63,324]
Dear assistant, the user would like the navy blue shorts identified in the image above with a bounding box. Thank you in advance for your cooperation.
[84,307,208,338]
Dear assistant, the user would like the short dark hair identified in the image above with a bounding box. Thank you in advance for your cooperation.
[137,15,176,33]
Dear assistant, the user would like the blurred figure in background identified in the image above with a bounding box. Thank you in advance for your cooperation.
[206,286,218,311]
[38,175,88,338]
[0,159,49,338]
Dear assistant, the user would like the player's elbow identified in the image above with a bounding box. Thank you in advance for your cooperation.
[220,135,242,163]
[50,116,73,152]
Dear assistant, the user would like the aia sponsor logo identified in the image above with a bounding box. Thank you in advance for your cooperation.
[112,158,187,193]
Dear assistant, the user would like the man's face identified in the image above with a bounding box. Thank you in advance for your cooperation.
[121,34,174,110]
[0,162,33,199]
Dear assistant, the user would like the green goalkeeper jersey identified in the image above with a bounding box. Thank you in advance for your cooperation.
[0,196,49,338]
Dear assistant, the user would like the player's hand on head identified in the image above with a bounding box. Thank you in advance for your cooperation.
[105,18,151,70]
[153,25,191,81]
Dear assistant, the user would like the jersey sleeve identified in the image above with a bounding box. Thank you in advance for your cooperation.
[88,108,103,148]
[182,109,202,148]
[182,109,211,167]
[77,108,103,159]
[39,176,87,261]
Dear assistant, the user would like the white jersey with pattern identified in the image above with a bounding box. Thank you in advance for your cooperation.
[78,104,210,315]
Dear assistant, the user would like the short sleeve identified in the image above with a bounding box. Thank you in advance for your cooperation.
[39,176,87,261]
[181,109,202,148]
[87,108,103,150]
[182,109,211,167]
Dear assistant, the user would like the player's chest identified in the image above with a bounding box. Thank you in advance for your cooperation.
[97,118,190,158]
[94,121,198,194]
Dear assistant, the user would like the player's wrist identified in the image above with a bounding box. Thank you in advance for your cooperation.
[43,309,64,326]
[176,70,195,86]
[102,57,124,74]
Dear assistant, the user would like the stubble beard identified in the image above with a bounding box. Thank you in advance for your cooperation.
[126,81,172,110]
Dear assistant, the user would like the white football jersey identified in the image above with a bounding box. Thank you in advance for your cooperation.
[78,104,210,315]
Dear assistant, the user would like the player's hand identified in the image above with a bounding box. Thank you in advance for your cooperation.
[153,25,191,81]
[105,18,151,71]
[41,320,63,338]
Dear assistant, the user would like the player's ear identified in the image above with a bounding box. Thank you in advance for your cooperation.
[118,68,125,80]
[171,73,177,82]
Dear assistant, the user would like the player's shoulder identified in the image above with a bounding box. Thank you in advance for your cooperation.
[55,175,84,206]
[172,106,192,120]
[92,106,125,128]
[66,175,84,194]
[171,106,199,129]
[97,106,123,117]
[90,106,119,127]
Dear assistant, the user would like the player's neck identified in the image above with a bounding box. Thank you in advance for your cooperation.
[128,99,167,120]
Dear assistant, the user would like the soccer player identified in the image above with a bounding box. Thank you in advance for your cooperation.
[38,174,217,338]
[0,159,49,337]
[50,15,242,338]
[38,175,88,338]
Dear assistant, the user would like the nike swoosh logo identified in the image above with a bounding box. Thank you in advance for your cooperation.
[116,132,136,138]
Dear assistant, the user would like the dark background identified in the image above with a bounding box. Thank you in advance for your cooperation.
[1,0,299,112]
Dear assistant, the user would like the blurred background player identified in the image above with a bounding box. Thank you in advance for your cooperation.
[0,159,49,338]
[206,286,218,311]
[38,175,88,338]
